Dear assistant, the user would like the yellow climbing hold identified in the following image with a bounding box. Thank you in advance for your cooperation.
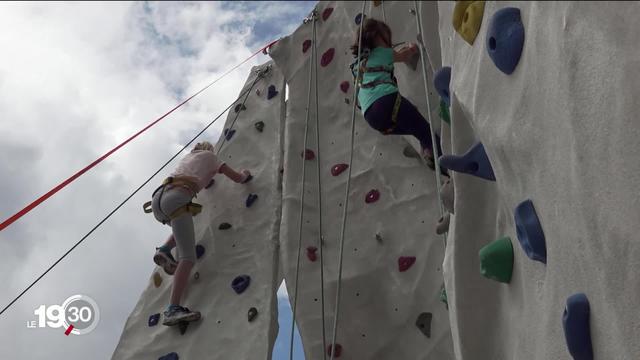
[452,1,486,45]
[153,272,162,288]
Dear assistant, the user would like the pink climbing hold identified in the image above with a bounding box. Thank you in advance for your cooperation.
[321,48,335,67]
[307,246,318,262]
[340,81,350,93]
[322,7,334,21]
[365,189,380,203]
[331,163,349,176]
[398,256,416,272]
[302,149,315,160]
[302,39,311,54]
[327,344,342,358]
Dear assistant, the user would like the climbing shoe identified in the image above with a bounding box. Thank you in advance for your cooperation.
[162,305,201,326]
[153,248,177,276]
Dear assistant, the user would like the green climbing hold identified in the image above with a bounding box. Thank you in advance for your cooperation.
[439,99,450,124]
[452,1,486,45]
[153,272,162,288]
[479,236,514,283]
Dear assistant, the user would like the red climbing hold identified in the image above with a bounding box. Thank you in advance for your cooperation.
[327,344,342,358]
[398,256,416,272]
[365,189,380,204]
[302,149,315,160]
[340,81,350,93]
[322,7,333,21]
[331,163,349,176]
[307,246,318,262]
[321,48,335,67]
[302,40,311,54]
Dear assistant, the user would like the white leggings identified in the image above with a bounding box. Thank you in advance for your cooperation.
[151,187,196,262]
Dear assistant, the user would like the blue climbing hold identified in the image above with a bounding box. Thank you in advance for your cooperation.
[563,293,593,360]
[148,313,160,327]
[196,244,205,259]
[486,7,525,75]
[267,85,278,100]
[355,13,364,25]
[439,142,496,181]
[246,193,258,208]
[158,352,179,360]
[224,129,236,141]
[232,275,251,294]
[514,199,547,264]
[433,67,451,106]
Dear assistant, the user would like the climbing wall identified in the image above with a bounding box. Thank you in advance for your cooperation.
[437,1,640,359]
[270,1,454,359]
[111,61,285,360]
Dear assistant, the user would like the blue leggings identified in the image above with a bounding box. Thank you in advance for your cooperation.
[364,92,443,157]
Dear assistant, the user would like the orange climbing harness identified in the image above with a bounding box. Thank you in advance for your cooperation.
[143,176,202,224]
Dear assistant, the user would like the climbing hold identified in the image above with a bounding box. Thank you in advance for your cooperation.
[205,178,215,189]
[340,81,350,93]
[331,163,349,176]
[563,293,593,360]
[148,313,160,327]
[486,7,525,75]
[479,236,514,283]
[158,352,179,360]
[177,321,189,335]
[344,98,350,105]
[398,256,416,272]
[514,199,547,264]
[255,89,261,96]
[302,149,315,160]
[415,312,432,338]
[320,48,335,67]
[196,244,205,259]
[373,0,382,6]
[452,1,486,45]
[327,344,342,358]
[153,272,162,288]
[234,103,246,113]
[194,272,200,280]
[322,7,333,21]
[433,67,451,106]
[219,222,232,230]
[436,213,450,235]
[254,121,265,132]
[439,99,451,124]
[302,39,311,54]
[224,129,236,141]
[375,233,383,243]
[355,13,364,25]
[246,193,258,208]
[403,145,421,159]
[267,85,279,100]
[248,307,258,322]
[439,142,496,181]
[440,283,448,308]
[307,246,318,262]
[231,275,251,294]
[441,178,454,214]
[365,189,380,204]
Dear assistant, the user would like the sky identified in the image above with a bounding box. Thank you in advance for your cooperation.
[0,1,313,359]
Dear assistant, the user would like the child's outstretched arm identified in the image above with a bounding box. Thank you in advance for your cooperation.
[219,163,251,184]
[393,43,418,63]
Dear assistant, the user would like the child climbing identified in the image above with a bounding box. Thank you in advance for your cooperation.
[147,141,252,326]
[350,18,445,171]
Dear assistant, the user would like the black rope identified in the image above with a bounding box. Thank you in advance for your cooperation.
[0,75,264,316]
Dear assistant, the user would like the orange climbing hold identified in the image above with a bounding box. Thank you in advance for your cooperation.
[452,1,486,45]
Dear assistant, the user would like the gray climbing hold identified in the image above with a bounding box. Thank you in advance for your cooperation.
[248,307,258,322]
[441,178,454,214]
[194,272,200,280]
[234,103,247,113]
[375,233,383,243]
[415,312,432,338]
[255,89,261,96]
[255,121,265,132]
[436,213,450,235]
[344,98,350,105]
[403,145,421,159]
[246,193,258,208]
[219,223,232,230]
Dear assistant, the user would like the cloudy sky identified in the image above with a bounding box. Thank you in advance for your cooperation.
[0,1,313,359]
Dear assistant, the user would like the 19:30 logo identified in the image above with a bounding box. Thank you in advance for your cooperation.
[28,294,100,335]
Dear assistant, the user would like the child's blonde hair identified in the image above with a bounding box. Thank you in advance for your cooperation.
[192,141,215,152]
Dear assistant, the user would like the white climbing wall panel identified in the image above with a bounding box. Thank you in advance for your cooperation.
[439,1,640,359]
[111,62,285,360]
[270,1,454,359]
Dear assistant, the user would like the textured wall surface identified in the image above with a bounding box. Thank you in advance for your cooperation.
[270,1,454,359]
[111,62,285,360]
[438,1,640,359]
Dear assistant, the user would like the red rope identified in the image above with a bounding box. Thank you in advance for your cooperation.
[0,39,278,232]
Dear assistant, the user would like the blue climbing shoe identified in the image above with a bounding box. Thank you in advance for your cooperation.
[153,248,177,276]
[162,305,201,326]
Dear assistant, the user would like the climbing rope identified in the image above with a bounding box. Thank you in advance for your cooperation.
[412,1,447,243]
[0,39,277,233]
[329,2,366,360]
[289,9,318,360]
[0,77,265,317]
[381,0,387,23]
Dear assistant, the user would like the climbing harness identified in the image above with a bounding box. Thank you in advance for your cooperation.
[142,176,202,225]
